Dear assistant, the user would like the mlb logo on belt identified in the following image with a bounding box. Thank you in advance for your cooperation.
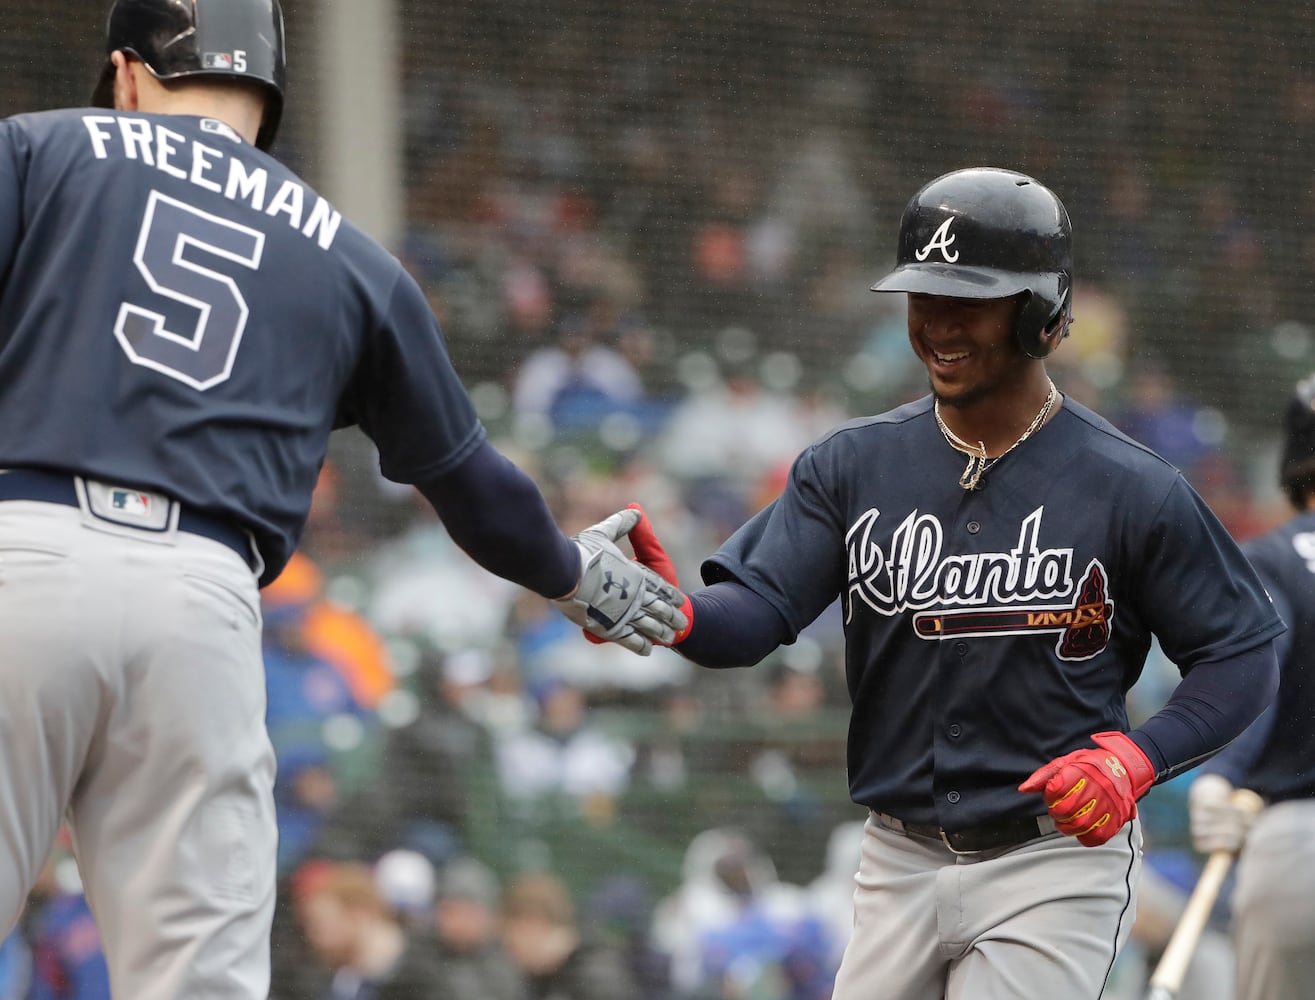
[111,490,152,518]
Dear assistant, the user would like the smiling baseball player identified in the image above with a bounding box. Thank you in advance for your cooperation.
[628,167,1285,999]
[0,2,682,998]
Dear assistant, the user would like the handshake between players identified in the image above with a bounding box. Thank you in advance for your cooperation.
[553,505,692,656]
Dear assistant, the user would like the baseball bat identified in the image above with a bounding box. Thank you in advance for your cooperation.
[1144,788,1266,1000]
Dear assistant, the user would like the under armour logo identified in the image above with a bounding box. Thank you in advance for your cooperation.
[601,571,630,601]
[915,217,959,262]
[1104,756,1127,779]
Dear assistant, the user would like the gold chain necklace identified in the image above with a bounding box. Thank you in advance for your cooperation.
[934,380,1058,490]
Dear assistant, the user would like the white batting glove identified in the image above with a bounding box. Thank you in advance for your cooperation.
[553,508,689,656]
[1188,774,1255,854]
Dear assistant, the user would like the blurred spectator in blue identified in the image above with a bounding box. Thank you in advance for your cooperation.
[1113,358,1222,478]
[26,838,109,1000]
[700,900,835,1000]
[274,744,340,879]
[261,556,376,754]
[511,295,657,435]
[805,820,865,971]
[0,929,29,1000]
[651,828,832,999]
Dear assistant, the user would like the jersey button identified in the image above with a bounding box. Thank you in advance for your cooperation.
[955,642,968,656]
[967,520,981,534]
[949,724,962,738]
[946,791,961,803]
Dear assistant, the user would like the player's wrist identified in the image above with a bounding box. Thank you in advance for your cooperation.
[670,593,694,645]
[1091,731,1155,799]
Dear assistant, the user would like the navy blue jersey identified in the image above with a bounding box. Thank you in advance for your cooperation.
[703,395,1285,826]
[1233,511,1315,802]
[0,109,484,583]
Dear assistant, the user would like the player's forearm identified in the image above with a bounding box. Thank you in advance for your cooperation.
[675,581,793,668]
[415,441,578,598]
[1128,639,1280,783]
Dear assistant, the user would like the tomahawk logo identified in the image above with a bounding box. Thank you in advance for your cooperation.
[915,218,959,263]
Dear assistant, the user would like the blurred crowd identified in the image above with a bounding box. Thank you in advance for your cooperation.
[3,1,1314,997]
[0,298,1285,999]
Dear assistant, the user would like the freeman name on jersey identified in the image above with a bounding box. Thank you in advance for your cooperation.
[80,114,342,251]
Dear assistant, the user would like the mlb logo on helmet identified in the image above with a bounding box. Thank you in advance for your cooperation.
[111,490,152,517]
[202,52,234,69]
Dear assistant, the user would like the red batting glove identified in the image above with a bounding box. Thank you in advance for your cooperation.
[1018,732,1156,847]
[583,503,693,646]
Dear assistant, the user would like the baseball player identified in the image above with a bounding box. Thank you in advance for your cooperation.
[626,167,1284,999]
[0,2,684,998]
[1186,372,1315,1000]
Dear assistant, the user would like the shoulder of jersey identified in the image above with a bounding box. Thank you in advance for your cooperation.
[1060,397,1184,471]
[810,395,932,449]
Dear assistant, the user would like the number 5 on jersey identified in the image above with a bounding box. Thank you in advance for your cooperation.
[115,190,264,390]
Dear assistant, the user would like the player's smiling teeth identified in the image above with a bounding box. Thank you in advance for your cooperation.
[935,350,969,362]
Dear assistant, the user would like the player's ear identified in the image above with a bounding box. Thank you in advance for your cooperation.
[110,51,139,112]
[1037,303,1073,356]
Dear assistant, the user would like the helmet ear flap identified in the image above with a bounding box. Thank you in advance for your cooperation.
[1016,278,1073,359]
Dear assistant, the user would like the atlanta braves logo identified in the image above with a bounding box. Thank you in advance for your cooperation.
[845,506,1114,661]
[914,217,959,263]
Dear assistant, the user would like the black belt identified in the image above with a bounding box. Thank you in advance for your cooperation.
[0,468,252,566]
[875,812,1057,854]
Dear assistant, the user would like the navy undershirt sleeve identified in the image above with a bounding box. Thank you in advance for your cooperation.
[1129,639,1280,783]
[415,440,579,599]
[677,581,793,668]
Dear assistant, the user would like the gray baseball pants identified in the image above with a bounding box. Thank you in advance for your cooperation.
[831,809,1142,999]
[0,498,276,998]
[1231,798,1315,1000]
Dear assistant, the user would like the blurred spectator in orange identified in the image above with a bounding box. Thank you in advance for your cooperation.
[264,551,396,712]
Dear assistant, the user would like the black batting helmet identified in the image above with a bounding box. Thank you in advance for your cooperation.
[1280,372,1315,508]
[91,0,286,152]
[871,167,1074,359]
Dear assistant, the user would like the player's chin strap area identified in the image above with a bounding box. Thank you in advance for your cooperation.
[0,467,261,575]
